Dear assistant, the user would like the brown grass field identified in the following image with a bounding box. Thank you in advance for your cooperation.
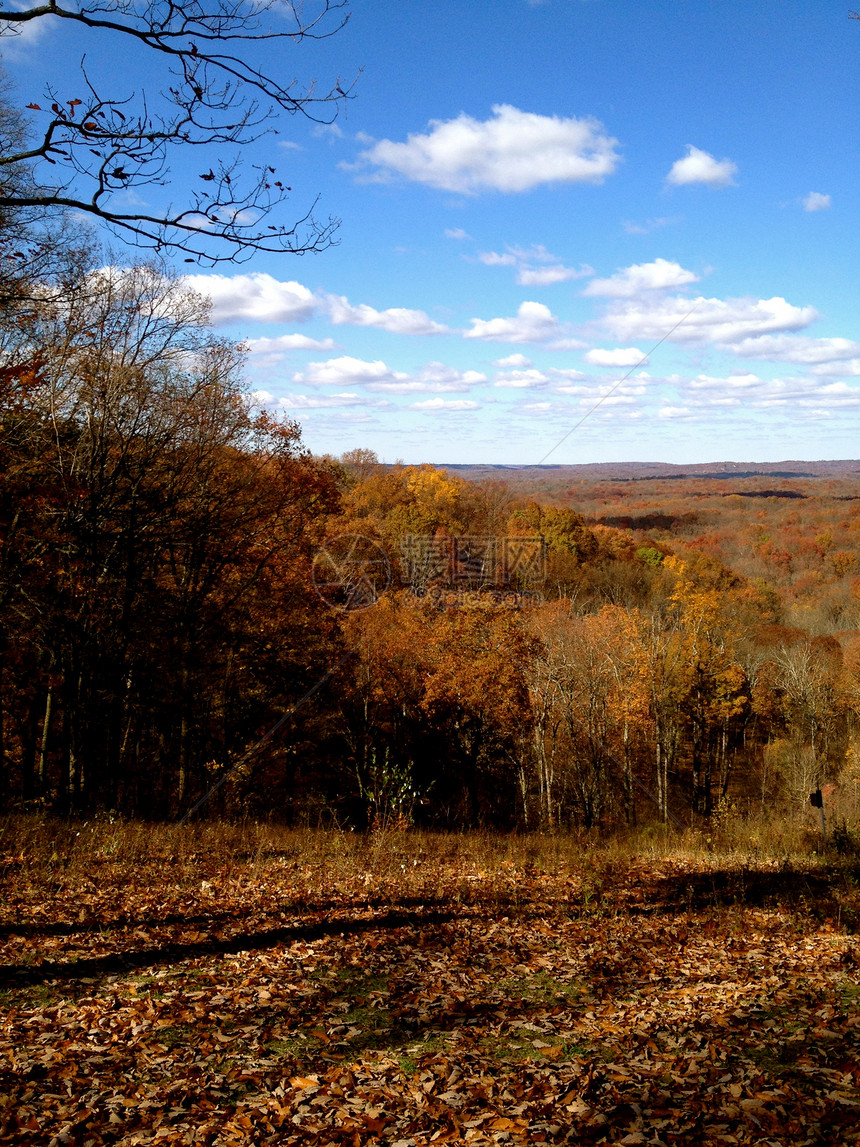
[1,820,859,1146]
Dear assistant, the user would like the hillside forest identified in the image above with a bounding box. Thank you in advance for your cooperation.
[4,253,860,833]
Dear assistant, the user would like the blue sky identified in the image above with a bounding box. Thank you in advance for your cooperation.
[5,1,860,465]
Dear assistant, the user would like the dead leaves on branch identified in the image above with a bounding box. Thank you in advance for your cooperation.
[1,842,859,1145]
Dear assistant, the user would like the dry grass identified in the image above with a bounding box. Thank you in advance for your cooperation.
[0,808,833,857]
[0,808,851,895]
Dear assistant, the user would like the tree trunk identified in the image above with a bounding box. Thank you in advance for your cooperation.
[0,652,6,809]
[38,686,53,795]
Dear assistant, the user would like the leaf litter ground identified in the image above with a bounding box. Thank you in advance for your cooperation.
[1,831,859,1146]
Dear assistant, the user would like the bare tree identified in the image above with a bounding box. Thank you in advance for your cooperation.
[0,0,353,263]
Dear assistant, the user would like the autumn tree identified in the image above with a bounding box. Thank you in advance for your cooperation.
[459,477,518,537]
[0,1,352,262]
[419,600,536,827]
[333,463,471,596]
[338,594,432,827]
[502,502,599,602]
[772,637,845,800]
[527,601,651,829]
[0,261,340,814]
[337,594,535,828]
[665,557,749,814]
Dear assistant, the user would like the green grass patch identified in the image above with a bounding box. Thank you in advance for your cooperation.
[320,966,390,993]
[265,1036,307,1059]
[478,1032,537,1062]
[498,970,583,1005]
[155,1024,193,1049]
[0,982,74,1008]
[339,1003,390,1027]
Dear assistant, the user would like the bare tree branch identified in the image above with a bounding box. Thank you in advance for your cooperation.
[0,0,354,263]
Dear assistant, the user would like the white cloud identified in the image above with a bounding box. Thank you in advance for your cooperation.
[495,369,551,389]
[517,395,640,420]
[246,334,337,353]
[290,356,485,395]
[325,294,449,335]
[807,359,860,378]
[582,258,699,298]
[409,398,481,412]
[293,356,399,387]
[313,122,344,140]
[668,371,860,413]
[622,217,675,235]
[0,6,54,55]
[479,251,518,266]
[550,368,590,383]
[688,372,764,393]
[803,191,831,212]
[817,382,860,406]
[366,363,487,395]
[727,334,860,364]
[480,243,592,286]
[327,411,379,424]
[445,227,472,239]
[583,347,648,367]
[519,402,555,415]
[252,390,392,414]
[494,353,532,368]
[464,300,571,343]
[555,380,645,400]
[600,294,818,346]
[658,406,696,419]
[517,264,576,286]
[496,364,591,389]
[183,273,317,324]
[547,337,590,351]
[666,145,738,188]
[349,104,620,193]
[579,393,637,407]
[272,393,380,410]
[509,243,562,264]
